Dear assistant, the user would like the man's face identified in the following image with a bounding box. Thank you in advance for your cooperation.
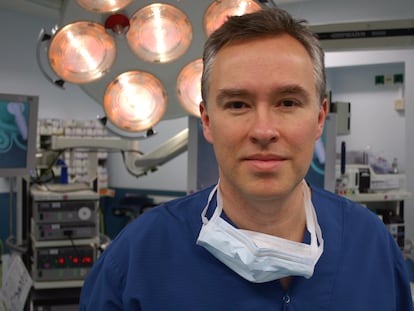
[200,34,327,201]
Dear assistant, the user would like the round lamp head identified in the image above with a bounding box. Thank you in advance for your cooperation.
[104,71,167,132]
[76,0,133,13]
[126,3,192,63]
[204,0,262,37]
[48,21,116,84]
[176,58,203,117]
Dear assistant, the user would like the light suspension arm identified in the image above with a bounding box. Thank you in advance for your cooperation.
[50,129,189,177]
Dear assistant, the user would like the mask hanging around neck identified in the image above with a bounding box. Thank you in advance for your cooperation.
[196,180,324,283]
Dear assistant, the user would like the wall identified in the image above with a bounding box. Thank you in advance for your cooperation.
[325,50,414,240]
[280,0,414,24]
[327,62,406,169]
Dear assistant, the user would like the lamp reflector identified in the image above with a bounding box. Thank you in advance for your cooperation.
[176,58,203,117]
[76,0,133,13]
[48,21,116,84]
[204,0,262,37]
[126,3,192,63]
[104,71,167,132]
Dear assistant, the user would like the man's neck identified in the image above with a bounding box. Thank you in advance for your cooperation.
[219,183,307,242]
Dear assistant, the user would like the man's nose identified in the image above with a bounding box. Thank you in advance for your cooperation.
[249,108,279,145]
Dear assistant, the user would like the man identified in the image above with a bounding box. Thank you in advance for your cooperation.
[80,8,413,310]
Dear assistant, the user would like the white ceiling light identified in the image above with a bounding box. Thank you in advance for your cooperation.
[76,0,133,13]
[204,0,262,37]
[126,3,192,64]
[104,70,167,132]
[176,58,203,118]
[48,21,116,84]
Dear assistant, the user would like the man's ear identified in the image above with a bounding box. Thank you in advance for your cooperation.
[316,98,328,139]
[199,102,213,143]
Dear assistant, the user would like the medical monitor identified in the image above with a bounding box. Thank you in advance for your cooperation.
[305,113,337,192]
[0,93,39,177]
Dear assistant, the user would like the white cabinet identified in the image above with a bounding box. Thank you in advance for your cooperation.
[343,191,412,248]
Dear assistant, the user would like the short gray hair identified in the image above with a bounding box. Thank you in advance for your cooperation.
[201,7,326,105]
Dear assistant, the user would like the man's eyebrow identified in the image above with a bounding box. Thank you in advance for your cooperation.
[275,85,310,97]
[215,85,311,104]
[215,88,250,105]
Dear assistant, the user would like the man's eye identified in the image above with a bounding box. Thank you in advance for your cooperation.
[228,101,247,109]
[281,100,298,107]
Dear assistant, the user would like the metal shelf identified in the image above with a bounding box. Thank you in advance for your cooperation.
[31,234,99,248]
[33,280,83,290]
[343,191,412,202]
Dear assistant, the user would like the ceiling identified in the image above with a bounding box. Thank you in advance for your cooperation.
[0,0,309,17]
[0,0,62,19]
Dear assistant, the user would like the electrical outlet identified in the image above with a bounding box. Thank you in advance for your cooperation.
[375,75,384,85]
[394,98,405,111]
[384,74,394,85]
[394,73,404,84]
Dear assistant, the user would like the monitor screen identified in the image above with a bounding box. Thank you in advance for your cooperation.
[0,93,39,177]
[305,113,336,192]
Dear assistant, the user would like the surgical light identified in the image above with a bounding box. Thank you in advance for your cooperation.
[204,0,262,37]
[47,21,116,84]
[176,58,203,117]
[76,0,133,13]
[103,71,167,132]
[126,3,192,63]
[37,0,264,136]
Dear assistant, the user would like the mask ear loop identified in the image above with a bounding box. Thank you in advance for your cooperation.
[201,183,220,225]
[303,181,316,246]
[303,181,324,262]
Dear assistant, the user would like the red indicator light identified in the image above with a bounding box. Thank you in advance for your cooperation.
[82,256,92,264]
[72,257,79,264]
[58,257,65,265]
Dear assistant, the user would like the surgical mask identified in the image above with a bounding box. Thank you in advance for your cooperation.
[196,181,324,283]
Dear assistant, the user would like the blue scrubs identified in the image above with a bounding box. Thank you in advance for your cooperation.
[80,185,413,310]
